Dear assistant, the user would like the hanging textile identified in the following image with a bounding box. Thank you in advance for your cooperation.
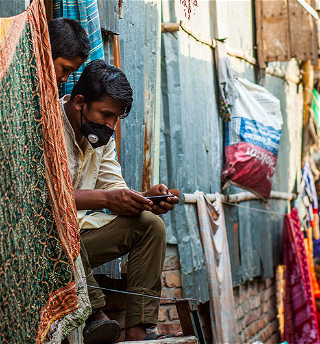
[195,191,238,343]
[214,40,238,122]
[312,89,320,130]
[283,208,320,344]
[53,0,104,95]
[0,0,90,343]
[304,227,320,326]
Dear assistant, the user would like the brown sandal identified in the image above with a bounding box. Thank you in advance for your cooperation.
[83,319,121,344]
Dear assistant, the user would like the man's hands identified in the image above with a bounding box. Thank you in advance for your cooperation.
[74,184,179,216]
[142,184,179,215]
[74,188,153,215]
[104,189,153,215]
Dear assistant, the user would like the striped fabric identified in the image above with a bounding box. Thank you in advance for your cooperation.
[53,0,104,95]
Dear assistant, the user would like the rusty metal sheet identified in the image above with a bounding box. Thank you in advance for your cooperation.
[98,0,119,35]
[117,0,160,191]
[141,125,151,191]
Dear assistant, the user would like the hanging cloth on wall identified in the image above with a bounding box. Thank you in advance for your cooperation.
[53,0,104,95]
[195,191,238,343]
[0,0,90,342]
[283,208,320,344]
[301,161,319,239]
[214,40,238,122]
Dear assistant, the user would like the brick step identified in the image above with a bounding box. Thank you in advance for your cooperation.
[119,336,198,344]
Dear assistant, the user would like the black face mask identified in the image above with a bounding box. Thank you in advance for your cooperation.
[80,109,115,148]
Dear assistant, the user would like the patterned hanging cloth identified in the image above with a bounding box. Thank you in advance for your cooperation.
[53,0,104,95]
[283,208,320,344]
[195,191,238,343]
[0,1,90,343]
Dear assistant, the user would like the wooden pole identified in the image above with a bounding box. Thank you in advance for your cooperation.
[113,35,121,162]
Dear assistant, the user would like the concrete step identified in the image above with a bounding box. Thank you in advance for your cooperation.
[118,336,198,344]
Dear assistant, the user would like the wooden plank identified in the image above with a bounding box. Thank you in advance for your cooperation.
[255,0,267,68]
[44,0,53,21]
[311,0,318,65]
[261,0,291,62]
[288,0,316,60]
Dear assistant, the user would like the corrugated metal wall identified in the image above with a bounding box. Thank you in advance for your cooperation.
[160,0,303,296]
[217,0,303,286]
[160,1,222,302]
[0,0,26,16]
[118,0,161,192]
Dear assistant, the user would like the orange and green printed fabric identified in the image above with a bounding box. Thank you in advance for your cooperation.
[0,0,83,343]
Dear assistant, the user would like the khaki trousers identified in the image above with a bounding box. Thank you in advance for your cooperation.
[80,211,166,329]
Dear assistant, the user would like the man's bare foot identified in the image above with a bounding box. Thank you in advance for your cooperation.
[86,309,110,324]
[125,325,148,341]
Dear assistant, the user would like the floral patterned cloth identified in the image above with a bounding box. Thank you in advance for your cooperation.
[0,1,90,342]
[283,208,320,344]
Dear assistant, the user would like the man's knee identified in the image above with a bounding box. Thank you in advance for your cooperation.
[138,211,166,243]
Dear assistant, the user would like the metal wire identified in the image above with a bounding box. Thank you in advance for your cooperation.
[222,200,286,217]
[87,284,196,302]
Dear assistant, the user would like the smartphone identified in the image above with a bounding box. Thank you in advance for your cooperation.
[146,194,175,204]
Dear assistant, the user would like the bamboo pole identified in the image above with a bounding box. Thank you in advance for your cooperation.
[161,23,180,33]
[225,45,257,66]
[179,21,214,47]
[301,60,314,126]
[183,191,296,204]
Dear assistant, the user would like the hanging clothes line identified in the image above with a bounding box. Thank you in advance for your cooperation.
[221,201,286,217]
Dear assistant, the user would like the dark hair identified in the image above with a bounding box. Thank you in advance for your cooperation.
[48,18,90,60]
[71,60,133,118]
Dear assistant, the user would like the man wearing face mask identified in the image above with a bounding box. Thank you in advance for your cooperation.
[61,59,180,344]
